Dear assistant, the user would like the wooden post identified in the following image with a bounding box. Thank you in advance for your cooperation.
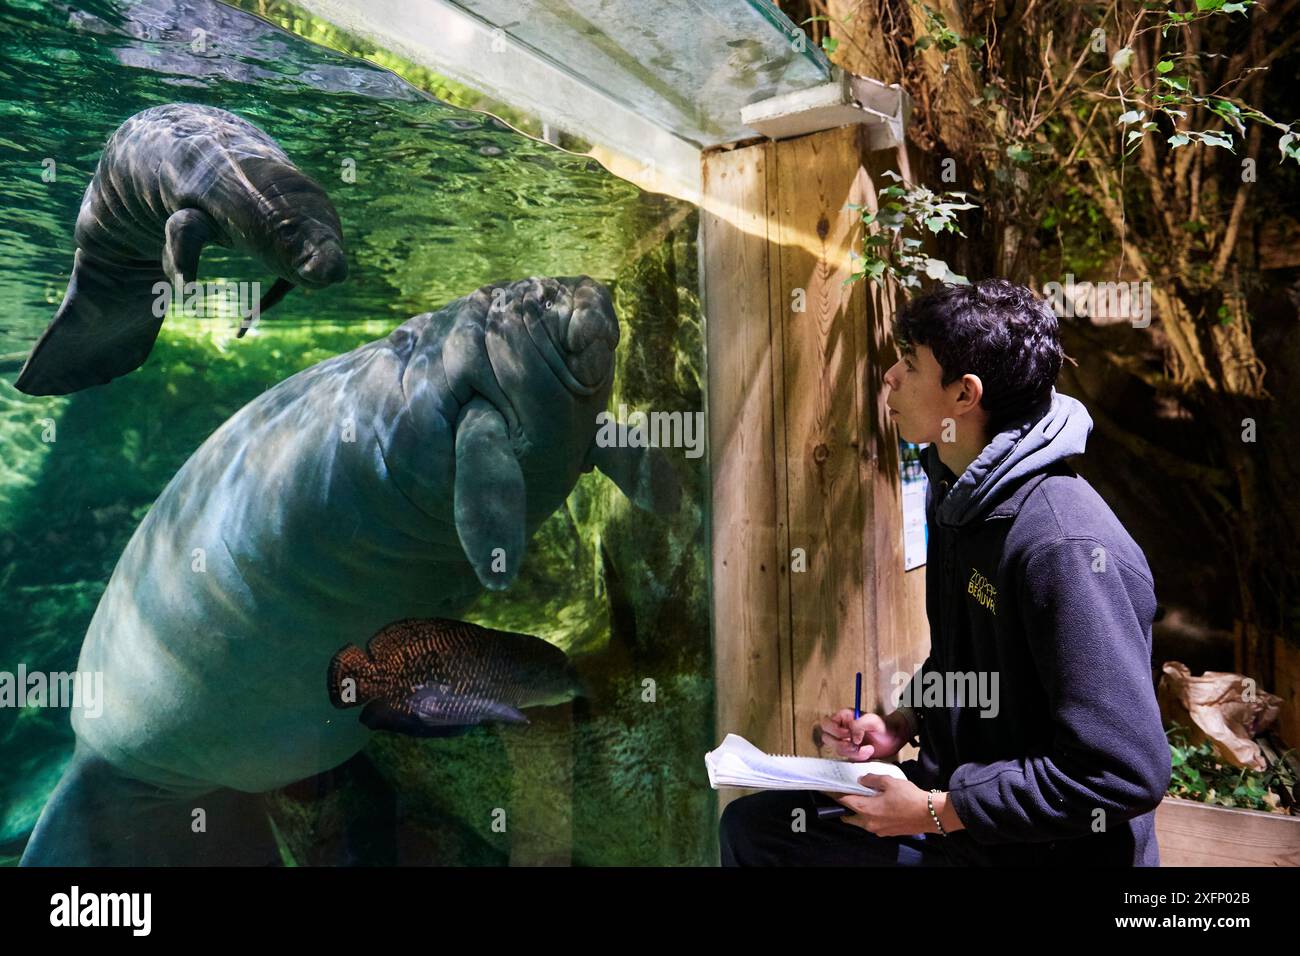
[703,124,930,815]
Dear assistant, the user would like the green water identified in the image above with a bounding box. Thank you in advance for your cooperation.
[0,0,711,864]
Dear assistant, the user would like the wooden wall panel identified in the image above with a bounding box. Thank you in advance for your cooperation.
[701,145,792,801]
[704,125,932,798]
[771,126,872,756]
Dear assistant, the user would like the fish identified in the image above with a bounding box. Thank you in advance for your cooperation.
[328,618,584,738]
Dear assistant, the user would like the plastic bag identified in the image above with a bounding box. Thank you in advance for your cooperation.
[1157,661,1283,771]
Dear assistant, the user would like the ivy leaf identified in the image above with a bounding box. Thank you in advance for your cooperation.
[1168,132,1191,148]
[1117,109,1145,125]
[1210,99,1245,133]
[923,258,949,280]
[1279,131,1300,164]
[1198,130,1235,150]
[1156,60,1175,74]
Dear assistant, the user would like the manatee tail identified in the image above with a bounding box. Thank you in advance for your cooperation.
[20,743,279,866]
[14,253,167,396]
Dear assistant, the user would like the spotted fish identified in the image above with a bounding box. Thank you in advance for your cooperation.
[327,618,583,737]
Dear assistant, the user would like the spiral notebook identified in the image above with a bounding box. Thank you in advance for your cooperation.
[704,733,908,796]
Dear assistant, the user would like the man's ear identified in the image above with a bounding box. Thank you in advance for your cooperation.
[956,373,984,415]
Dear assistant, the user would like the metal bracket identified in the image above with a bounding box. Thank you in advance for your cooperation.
[739,68,911,149]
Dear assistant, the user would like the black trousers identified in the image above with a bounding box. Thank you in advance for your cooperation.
[719,790,956,867]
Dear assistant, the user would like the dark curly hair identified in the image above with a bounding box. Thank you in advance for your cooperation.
[892,279,1065,434]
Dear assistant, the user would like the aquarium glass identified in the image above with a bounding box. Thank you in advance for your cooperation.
[0,0,710,866]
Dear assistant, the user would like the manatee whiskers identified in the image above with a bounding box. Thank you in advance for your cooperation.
[14,103,348,394]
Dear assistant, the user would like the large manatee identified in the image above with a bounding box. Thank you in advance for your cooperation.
[20,275,679,865]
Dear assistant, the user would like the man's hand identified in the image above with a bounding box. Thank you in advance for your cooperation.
[823,775,934,837]
[815,708,910,762]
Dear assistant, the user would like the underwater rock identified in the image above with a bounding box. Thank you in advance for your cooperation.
[14,103,348,395]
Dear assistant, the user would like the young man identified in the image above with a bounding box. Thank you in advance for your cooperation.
[719,278,1171,866]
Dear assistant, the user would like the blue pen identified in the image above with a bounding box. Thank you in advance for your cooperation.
[816,673,867,819]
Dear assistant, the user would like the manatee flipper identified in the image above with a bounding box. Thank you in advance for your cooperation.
[14,251,168,396]
[587,433,682,516]
[237,277,295,338]
[161,207,218,288]
[454,397,527,590]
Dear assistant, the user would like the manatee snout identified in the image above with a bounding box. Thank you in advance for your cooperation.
[294,237,348,287]
[562,277,619,388]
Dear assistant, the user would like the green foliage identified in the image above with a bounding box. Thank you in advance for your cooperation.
[847,170,976,290]
[912,3,984,57]
[798,16,840,56]
[1167,723,1297,813]
[1103,4,1293,165]
[1169,0,1255,29]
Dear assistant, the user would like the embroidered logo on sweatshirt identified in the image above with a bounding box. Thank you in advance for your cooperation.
[967,568,997,616]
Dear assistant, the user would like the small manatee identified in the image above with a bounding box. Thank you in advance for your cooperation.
[15,103,347,395]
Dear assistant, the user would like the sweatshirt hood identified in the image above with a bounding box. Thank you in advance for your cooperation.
[925,388,1093,528]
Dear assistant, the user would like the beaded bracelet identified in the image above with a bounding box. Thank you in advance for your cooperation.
[927,789,947,836]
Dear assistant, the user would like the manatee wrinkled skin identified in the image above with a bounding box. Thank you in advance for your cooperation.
[15,102,347,395]
[20,275,679,865]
